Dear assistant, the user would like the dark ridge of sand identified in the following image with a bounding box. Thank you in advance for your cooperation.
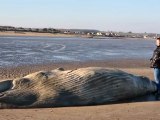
[0,58,152,80]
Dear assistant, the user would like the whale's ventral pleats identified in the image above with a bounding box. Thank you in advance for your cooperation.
[0,67,157,108]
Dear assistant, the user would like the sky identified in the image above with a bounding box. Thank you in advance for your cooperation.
[0,0,160,33]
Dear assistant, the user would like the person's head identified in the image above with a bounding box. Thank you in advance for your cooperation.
[156,37,160,46]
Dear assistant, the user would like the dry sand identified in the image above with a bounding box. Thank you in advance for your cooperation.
[0,59,159,120]
[0,31,88,38]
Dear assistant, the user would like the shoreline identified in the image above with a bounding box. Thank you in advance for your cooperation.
[0,58,153,80]
[0,31,152,40]
[0,31,87,38]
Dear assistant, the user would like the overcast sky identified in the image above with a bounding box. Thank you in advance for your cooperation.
[0,0,160,33]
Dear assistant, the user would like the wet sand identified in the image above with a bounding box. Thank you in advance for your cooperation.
[0,58,153,80]
[0,59,159,120]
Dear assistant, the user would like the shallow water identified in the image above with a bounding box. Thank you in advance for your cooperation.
[0,36,155,67]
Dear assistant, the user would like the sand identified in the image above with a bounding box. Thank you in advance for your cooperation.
[0,59,159,120]
[0,102,159,120]
[0,31,88,38]
[0,58,154,80]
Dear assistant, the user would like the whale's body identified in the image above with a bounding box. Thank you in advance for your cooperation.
[0,67,157,108]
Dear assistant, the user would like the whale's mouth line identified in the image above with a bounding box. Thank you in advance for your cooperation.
[0,80,13,103]
[0,80,13,93]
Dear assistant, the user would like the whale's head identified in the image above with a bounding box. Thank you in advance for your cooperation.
[0,68,65,108]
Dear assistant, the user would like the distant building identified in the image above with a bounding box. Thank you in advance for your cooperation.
[96,32,103,36]
[0,26,15,31]
[105,32,110,36]
[64,31,71,34]
[143,35,148,39]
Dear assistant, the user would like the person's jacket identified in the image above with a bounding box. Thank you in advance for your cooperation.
[150,46,160,68]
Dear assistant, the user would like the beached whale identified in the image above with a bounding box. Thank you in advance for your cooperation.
[0,67,157,108]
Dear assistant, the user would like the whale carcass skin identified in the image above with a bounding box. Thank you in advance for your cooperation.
[0,67,157,108]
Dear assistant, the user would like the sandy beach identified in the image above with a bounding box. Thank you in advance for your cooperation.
[0,59,159,120]
[0,31,88,38]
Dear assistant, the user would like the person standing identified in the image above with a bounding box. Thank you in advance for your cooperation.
[150,37,160,93]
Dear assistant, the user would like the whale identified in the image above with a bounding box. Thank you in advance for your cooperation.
[0,67,157,108]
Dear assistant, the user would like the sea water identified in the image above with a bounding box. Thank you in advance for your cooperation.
[0,36,155,67]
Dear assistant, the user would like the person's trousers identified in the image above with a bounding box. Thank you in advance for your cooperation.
[154,68,160,90]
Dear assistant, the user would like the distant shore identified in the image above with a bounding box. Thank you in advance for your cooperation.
[0,31,90,38]
[0,31,152,40]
